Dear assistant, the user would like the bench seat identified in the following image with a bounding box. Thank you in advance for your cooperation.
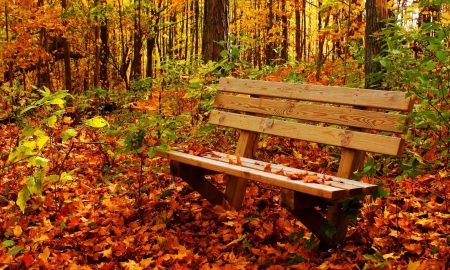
[157,149,378,200]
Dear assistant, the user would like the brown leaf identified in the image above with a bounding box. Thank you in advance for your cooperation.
[211,152,221,158]
[303,174,320,183]
[403,243,423,255]
[286,172,307,180]
[274,168,285,175]
[264,163,272,172]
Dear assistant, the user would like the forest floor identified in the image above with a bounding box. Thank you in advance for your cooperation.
[0,97,449,269]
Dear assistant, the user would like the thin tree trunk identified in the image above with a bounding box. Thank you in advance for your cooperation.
[117,0,129,89]
[93,7,100,87]
[184,2,189,61]
[100,0,109,89]
[302,0,306,61]
[5,1,13,85]
[281,0,288,62]
[295,0,301,61]
[315,5,330,81]
[194,0,199,59]
[364,0,388,89]
[61,0,72,92]
[132,0,142,80]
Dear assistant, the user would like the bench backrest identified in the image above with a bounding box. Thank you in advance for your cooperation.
[209,78,414,178]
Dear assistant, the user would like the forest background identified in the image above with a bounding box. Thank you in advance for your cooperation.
[0,0,449,268]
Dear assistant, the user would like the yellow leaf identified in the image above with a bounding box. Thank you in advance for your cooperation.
[382,253,395,259]
[13,225,22,237]
[293,149,303,159]
[38,247,51,262]
[42,217,53,232]
[151,223,166,231]
[63,116,73,124]
[120,260,142,270]
[407,261,421,270]
[98,247,112,258]
[416,218,432,227]
[140,257,154,267]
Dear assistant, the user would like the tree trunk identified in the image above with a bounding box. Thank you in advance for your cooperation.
[281,0,288,62]
[364,0,388,89]
[194,0,199,59]
[100,0,109,89]
[316,6,331,81]
[61,0,72,92]
[202,0,229,62]
[4,1,14,86]
[93,24,100,87]
[132,0,142,80]
[265,0,276,65]
[294,0,301,61]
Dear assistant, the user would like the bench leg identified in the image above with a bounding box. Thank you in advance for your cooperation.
[288,203,349,249]
[183,176,226,206]
[224,176,248,210]
[170,161,226,206]
[325,203,350,247]
[224,130,259,210]
[288,208,329,243]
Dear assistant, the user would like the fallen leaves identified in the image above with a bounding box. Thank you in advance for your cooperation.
[1,121,449,269]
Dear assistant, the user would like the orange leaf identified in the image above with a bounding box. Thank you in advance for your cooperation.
[274,168,285,176]
[303,174,322,184]
[227,154,235,165]
[403,243,423,255]
[264,163,272,172]
[235,152,242,166]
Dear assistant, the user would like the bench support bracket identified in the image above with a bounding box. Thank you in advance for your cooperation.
[224,130,259,210]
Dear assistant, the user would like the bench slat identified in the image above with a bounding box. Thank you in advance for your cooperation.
[214,94,404,133]
[209,111,404,156]
[202,151,378,196]
[156,150,347,200]
[217,78,412,111]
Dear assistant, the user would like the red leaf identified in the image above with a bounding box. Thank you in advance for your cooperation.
[21,254,34,267]
[69,217,80,226]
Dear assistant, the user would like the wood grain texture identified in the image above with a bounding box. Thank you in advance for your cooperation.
[213,94,404,133]
[224,130,259,210]
[208,110,404,156]
[217,78,413,111]
[337,148,366,179]
[204,151,378,196]
[155,150,346,200]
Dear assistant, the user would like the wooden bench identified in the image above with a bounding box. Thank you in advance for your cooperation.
[156,78,413,247]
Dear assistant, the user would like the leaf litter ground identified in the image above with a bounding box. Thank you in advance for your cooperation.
[0,114,449,269]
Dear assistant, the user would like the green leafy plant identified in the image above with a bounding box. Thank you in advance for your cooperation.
[2,87,79,213]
